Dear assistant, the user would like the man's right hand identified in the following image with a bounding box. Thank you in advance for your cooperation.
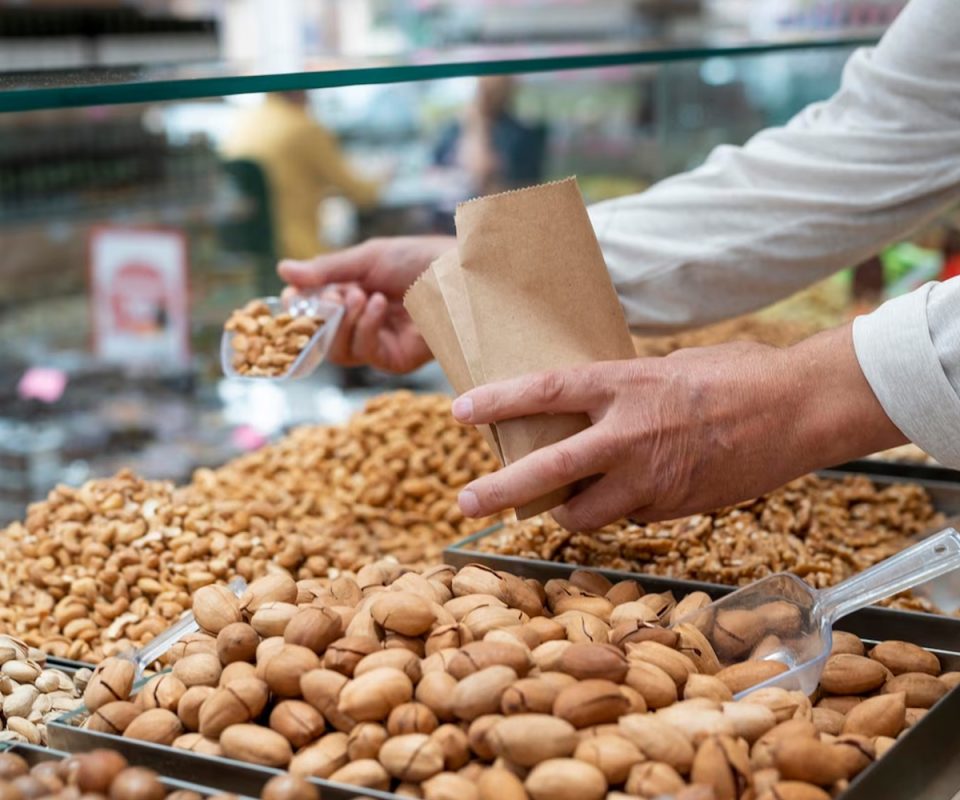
[279,235,455,373]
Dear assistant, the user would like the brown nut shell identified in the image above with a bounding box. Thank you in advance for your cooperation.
[415,670,458,722]
[283,606,343,654]
[500,677,560,715]
[173,653,222,688]
[618,713,695,773]
[193,585,243,635]
[553,679,630,729]
[690,734,751,800]
[259,644,322,698]
[347,722,390,761]
[198,678,269,738]
[379,734,445,782]
[123,708,183,746]
[625,761,685,797]
[573,734,643,784]
[138,674,186,712]
[220,723,293,767]
[841,692,905,738]
[882,672,948,708]
[84,658,136,712]
[525,758,607,800]
[452,666,517,721]
[261,774,320,800]
[556,642,628,683]
[447,641,532,680]
[177,686,216,732]
[487,713,578,766]
[869,641,940,676]
[217,623,260,665]
[338,667,414,722]
[270,700,326,749]
[288,732,349,778]
[715,660,789,695]
[85,701,140,735]
[329,759,392,791]
[388,702,440,736]
[819,654,888,695]
[370,591,436,636]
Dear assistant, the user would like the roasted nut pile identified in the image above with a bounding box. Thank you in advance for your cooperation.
[0,635,89,746]
[476,474,946,614]
[0,393,500,662]
[74,563,957,800]
[0,748,320,800]
[225,299,324,377]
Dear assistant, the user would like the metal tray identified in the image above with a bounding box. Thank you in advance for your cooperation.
[833,459,960,485]
[46,622,960,800]
[0,741,254,798]
[446,467,960,617]
[47,713,396,800]
[46,657,94,676]
[440,553,960,800]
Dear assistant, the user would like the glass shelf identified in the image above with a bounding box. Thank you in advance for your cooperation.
[0,34,876,113]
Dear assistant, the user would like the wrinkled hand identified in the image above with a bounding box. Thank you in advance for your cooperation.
[279,236,455,373]
[452,325,905,530]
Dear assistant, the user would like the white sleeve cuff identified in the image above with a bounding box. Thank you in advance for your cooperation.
[852,283,960,467]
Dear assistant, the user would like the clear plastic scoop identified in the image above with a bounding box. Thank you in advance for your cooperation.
[221,294,344,381]
[120,577,247,679]
[672,527,960,698]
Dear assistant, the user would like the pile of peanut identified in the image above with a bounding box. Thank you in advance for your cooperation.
[0,748,321,800]
[225,299,324,377]
[0,635,89,746]
[76,564,957,800]
[477,474,946,614]
[0,393,500,662]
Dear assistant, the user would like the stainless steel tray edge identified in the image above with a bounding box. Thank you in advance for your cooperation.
[47,714,397,800]
[0,741,258,798]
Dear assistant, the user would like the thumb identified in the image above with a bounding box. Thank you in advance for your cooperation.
[278,243,375,288]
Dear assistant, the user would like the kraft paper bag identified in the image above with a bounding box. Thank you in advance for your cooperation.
[405,177,634,518]
[403,253,502,460]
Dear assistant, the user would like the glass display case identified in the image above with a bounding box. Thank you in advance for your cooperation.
[0,0,896,523]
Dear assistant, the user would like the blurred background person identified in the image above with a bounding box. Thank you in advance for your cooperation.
[223,91,380,261]
[433,75,547,199]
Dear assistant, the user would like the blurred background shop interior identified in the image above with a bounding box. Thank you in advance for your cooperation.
[1,0,956,524]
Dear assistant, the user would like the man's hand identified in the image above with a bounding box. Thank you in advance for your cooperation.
[452,324,906,530]
[279,236,455,373]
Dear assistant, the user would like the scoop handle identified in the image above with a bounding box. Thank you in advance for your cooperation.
[123,577,247,678]
[818,527,960,623]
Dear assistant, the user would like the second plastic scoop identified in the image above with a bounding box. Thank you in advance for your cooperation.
[672,527,960,698]
[221,294,344,381]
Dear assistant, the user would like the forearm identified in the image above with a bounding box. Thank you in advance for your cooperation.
[786,323,907,473]
[591,0,960,335]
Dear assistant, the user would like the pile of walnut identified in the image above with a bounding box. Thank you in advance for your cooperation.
[225,299,324,377]
[78,564,957,800]
[0,393,500,662]
[477,474,946,614]
[0,748,321,800]
[0,635,88,746]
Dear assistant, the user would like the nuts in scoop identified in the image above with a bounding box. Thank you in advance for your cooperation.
[225,299,324,377]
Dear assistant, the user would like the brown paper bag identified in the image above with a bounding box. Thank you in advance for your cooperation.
[403,254,502,459]
[406,177,634,518]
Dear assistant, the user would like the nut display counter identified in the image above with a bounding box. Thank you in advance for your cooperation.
[0,393,954,798]
[2,21,958,800]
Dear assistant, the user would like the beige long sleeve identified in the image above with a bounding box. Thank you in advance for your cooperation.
[588,0,960,465]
